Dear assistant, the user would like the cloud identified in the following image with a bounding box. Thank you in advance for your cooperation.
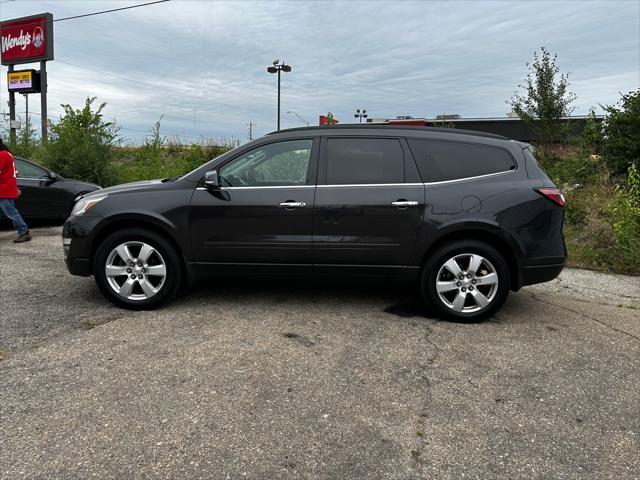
[1,0,638,142]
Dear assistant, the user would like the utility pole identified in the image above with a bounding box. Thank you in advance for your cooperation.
[247,121,255,142]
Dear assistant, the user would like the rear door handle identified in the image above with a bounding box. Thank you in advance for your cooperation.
[280,201,306,209]
[391,200,419,208]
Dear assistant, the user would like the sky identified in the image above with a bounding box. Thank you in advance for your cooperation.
[0,0,639,144]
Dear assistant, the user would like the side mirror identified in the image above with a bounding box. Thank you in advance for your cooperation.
[204,170,220,189]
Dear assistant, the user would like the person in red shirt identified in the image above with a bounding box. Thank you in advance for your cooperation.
[0,138,31,243]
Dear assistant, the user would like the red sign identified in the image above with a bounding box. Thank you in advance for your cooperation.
[319,113,340,125]
[0,13,54,66]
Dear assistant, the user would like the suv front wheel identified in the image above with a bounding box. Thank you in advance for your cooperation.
[421,240,510,321]
[93,228,182,310]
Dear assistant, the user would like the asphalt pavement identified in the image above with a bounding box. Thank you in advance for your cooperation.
[1,226,638,479]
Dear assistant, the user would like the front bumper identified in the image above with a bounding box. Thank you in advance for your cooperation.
[62,215,102,277]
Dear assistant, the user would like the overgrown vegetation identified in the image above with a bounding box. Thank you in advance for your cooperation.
[536,89,640,274]
[505,47,638,274]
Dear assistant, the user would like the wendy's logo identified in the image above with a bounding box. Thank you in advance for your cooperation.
[32,26,43,48]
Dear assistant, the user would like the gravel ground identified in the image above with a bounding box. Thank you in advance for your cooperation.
[0,226,638,479]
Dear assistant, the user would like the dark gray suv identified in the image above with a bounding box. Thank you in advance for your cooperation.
[63,125,565,321]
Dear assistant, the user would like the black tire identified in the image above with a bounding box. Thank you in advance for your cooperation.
[421,240,510,322]
[93,228,182,310]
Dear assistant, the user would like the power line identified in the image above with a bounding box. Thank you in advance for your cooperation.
[54,0,170,23]
[0,1,170,26]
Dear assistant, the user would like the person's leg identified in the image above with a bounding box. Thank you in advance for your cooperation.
[0,199,29,236]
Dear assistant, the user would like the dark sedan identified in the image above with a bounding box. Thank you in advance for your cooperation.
[14,157,101,220]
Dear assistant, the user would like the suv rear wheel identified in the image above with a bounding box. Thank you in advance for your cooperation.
[421,240,510,321]
[93,228,182,310]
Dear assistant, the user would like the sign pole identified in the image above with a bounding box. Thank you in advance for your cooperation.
[8,64,16,145]
[40,60,47,142]
[24,94,28,132]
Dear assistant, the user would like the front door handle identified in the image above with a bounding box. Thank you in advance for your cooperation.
[391,200,419,208]
[280,201,306,209]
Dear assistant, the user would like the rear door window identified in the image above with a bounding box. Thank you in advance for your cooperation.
[325,138,404,185]
[407,139,516,183]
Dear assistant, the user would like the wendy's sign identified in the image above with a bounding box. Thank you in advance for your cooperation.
[0,13,54,65]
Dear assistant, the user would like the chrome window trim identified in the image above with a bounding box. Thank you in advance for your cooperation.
[423,168,516,186]
[317,183,423,188]
[196,185,314,191]
[194,169,515,191]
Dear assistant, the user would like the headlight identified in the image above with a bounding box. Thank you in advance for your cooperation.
[71,194,108,216]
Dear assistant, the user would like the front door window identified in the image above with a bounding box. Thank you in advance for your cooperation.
[219,139,313,187]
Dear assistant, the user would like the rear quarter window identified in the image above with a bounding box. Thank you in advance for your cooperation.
[407,139,516,183]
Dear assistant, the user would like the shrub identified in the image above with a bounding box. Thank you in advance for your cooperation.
[613,163,640,269]
[44,97,119,186]
[579,108,603,158]
[602,89,640,175]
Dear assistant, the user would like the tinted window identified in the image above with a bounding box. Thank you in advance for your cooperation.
[407,139,516,182]
[326,138,403,185]
[14,158,48,179]
[220,139,313,187]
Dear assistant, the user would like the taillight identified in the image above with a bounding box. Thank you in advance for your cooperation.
[535,187,565,207]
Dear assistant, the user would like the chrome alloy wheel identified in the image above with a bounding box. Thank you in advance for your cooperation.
[435,253,499,313]
[105,241,167,301]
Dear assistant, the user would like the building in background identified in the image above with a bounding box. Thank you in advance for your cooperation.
[363,115,603,142]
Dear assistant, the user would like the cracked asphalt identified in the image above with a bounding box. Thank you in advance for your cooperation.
[1,226,639,479]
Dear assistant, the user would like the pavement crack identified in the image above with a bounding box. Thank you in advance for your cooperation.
[527,291,640,342]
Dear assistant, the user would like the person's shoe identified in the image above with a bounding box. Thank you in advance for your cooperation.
[14,231,31,243]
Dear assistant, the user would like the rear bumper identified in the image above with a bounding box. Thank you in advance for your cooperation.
[520,261,564,287]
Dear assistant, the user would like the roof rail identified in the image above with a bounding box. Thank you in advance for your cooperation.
[266,124,508,140]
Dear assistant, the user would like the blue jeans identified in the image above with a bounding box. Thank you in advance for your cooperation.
[0,198,28,235]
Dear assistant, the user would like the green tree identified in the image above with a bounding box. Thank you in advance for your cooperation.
[602,89,640,175]
[44,97,119,186]
[11,114,40,159]
[508,46,576,143]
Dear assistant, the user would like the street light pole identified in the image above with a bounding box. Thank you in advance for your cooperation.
[286,110,309,127]
[267,60,292,131]
[354,108,368,123]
